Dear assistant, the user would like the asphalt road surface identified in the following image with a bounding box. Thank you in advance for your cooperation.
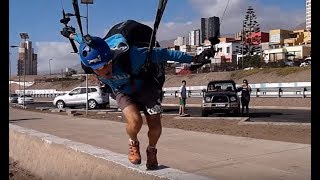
[20,101,311,124]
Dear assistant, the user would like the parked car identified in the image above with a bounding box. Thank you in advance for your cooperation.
[9,93,19,103]
[53,86,109,109]
[300,57,311,67]
[201,80,240,117]
[284,59,294,67]
[18,94,34,105]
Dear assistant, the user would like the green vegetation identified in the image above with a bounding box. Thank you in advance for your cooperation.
[231,67,310,80]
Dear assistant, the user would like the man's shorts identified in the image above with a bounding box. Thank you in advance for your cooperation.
[115,84,163,115]
[179,98,186,106]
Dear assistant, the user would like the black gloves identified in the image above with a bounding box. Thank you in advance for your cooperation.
[60,26,76,38]
[193,48,216,64]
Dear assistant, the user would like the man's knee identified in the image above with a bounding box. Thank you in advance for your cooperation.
[146,114,162,129]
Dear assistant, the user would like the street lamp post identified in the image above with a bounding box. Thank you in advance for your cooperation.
[20,32,29,107]
[241,20,245,69]
[49,59,53,76]
[67,0,93,115]
[81,0,93,116]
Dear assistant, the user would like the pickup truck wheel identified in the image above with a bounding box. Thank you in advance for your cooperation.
[201,109,208,117]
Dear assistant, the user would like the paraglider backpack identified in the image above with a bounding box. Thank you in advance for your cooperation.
[81,19,165,91]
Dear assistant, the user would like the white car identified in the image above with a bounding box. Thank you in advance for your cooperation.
[18,94,34,105]
[300,57,311,67]
[53,86,109,109]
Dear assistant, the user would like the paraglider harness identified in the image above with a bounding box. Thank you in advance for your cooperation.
[60,0,168,96]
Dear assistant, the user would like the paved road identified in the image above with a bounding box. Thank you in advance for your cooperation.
[9,108,311,180]
[23,102,311,123]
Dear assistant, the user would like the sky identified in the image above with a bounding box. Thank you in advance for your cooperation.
[9,0,306,75]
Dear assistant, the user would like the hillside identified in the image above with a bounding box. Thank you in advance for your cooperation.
[11,67,309,92]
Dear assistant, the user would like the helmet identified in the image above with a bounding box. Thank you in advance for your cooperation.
[79,36,113,70]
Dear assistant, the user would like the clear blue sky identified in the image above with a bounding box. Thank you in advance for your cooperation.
[9,0,306,74]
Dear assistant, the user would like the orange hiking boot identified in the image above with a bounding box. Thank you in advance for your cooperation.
[146,147,158,170]
[128,140,141,164]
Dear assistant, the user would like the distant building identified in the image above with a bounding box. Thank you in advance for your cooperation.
[201,16,220,43]
[17,40,37,75]
[306,0,311,31]
[269,29,311,48]
[263,45,311,63]
[269,29,292,45]
[188,29,201,46]
[246,32,269,45]
[234,31,243,41]
[174,36,187,46]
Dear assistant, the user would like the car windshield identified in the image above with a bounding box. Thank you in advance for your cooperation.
[208,82,235,91]
[10,94,18,97]
[20,95,32,98]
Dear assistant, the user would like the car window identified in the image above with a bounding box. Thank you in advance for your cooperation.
[90,88,97,93]
[208,82,235,91]
[80,88,88,94]
[10,94,18,97]
[70,88,81,95]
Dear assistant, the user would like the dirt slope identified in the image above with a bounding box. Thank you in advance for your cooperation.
[10,68,311,92]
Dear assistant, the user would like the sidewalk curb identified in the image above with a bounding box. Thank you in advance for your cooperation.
[9,124,211,180]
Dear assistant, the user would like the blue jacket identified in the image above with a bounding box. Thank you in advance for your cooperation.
[75,33,193,95]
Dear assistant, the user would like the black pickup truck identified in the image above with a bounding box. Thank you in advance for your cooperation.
[201,80,240,117]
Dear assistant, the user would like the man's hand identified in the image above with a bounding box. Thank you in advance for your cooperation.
[193,49,215,64]
[60,26,75,39]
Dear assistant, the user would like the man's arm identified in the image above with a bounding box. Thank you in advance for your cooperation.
[69,33,83,44]
[131,47,210,64]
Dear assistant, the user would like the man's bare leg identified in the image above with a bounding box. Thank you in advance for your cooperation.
[145,113,162,170]
[145,114,162,147]
[123,104,143,141]
[122,104,143,164]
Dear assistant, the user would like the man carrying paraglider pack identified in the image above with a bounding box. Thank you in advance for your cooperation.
[60,19,220,170]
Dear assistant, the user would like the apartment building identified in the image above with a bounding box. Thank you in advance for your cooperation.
[17,40,38,75]
[201,16,220,43]
[173,36,186,46]
[263,45,311,63]
[306,0,311,31]
[188,29,201,46]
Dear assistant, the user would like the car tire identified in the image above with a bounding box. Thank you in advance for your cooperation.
[56,100,65,109]
[201,109,208,117]
[88,99,98,109]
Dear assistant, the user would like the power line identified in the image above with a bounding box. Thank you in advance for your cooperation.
[220,0,230,25]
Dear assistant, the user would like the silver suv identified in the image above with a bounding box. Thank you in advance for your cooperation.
[53,86,109,109]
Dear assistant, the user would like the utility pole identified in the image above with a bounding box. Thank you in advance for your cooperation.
[49,59,53,76]
[81,0,93,116]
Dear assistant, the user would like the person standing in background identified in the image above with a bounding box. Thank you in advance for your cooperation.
[240,79,252,115]
[178,80,188,117]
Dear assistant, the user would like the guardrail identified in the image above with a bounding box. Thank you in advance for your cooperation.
[162,87,311,98]
[15,82,311,99]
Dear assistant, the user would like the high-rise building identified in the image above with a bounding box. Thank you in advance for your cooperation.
[306,0,311,31]
[188,29,201,46]
[174,36,188,46]
[17,40,37,75]
[201,16,220,43]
